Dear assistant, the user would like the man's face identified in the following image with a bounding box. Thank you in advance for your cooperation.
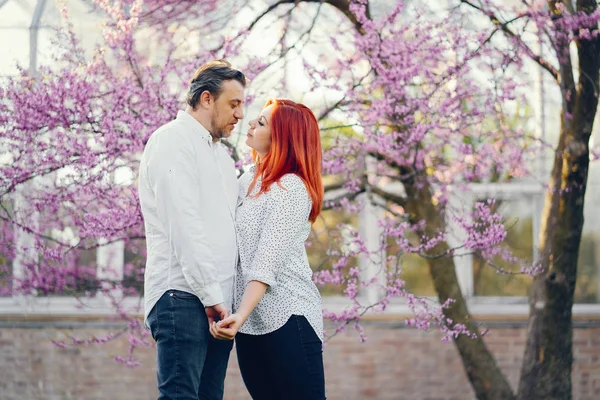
[210,80,245,140]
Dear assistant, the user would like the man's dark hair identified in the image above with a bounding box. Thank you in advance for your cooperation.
[186,59,246,109]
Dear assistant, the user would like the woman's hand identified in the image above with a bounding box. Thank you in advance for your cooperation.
[210,281,267,340]
[210,313,245,340]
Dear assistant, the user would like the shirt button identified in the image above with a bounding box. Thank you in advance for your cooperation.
[169,293,173,297]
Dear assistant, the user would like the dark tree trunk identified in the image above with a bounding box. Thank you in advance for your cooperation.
[518,1,599,398]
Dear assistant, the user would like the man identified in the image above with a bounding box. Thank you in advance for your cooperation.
[138,59,245,400]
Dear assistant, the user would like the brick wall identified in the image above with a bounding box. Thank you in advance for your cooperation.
[1,318,599,400]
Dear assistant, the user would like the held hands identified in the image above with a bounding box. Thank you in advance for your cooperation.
[209,280,267,340]
[205,303,229,326]
[209,313,245,341]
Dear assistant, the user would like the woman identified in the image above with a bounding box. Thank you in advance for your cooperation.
[210,99,325,400]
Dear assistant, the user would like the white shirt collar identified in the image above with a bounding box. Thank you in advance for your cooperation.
[176,110,214,145]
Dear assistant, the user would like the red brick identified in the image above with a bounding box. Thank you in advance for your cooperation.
[1,323,599,399]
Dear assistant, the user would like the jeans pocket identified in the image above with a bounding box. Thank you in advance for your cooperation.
[294,315,325,399]
[295,315,320,344]
[293,314,303,333]
[170,290,199,300]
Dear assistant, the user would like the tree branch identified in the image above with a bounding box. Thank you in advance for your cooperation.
[322,188,365,210]
[294,0,370,34]
[459,0,560,81]
[318,68,372,121]
[367,151,414,182]
[369,185,407,208]
[324,180,347,192]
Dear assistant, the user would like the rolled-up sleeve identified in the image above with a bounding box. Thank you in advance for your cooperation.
[246,178,311,287]
[146,130,223,306]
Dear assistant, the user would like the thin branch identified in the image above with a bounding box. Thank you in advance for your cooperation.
[318,69,372,121]
[371,198,406,220]
[472,252,523,275]
[285,2,323,56]
[324,181,347,192]
[311,252,333,272]
[322,188,366,210]
[324,301,385,342]
[317,99,350,121]
[65,234,146,253]
[369,185,407,208]
[418,246,465,260]
[0,212,69,247]
[260,2,323,72]
[459,0,560,81]
[247,0,292,32]
[321,124,360,131]
[0,164,69,198]
[367,151,414,180]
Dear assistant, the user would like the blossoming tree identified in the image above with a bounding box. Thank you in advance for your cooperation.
[0,0,598,399]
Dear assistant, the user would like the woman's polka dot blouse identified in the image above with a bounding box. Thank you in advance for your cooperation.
[234,166,323,341]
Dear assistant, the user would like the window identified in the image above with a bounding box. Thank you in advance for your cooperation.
[447,182,543,301]
[323,181,600,316]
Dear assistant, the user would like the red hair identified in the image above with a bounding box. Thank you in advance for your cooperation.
[248,99,323,222]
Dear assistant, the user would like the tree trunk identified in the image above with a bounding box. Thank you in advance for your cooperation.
[406,181,516,400]
[518,1,599,398]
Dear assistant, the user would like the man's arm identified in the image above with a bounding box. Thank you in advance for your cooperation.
[147,130,224,308]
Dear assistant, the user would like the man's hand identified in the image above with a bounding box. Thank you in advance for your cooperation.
[209,313,245,341]
[205,303,229,325]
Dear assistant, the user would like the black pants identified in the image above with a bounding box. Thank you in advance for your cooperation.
[235,315,326,400]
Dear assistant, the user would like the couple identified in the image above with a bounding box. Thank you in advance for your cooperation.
[138,60,326,400]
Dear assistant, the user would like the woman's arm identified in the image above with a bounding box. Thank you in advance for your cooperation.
[210,280,267,340]
[211,176,311,341]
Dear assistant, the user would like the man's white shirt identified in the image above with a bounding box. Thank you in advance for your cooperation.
[138,111,238,326]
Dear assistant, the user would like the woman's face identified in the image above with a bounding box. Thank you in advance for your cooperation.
[246,104,274,158]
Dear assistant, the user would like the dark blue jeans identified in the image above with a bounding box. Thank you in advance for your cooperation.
[147,290,233,400]
[235,315,326,400]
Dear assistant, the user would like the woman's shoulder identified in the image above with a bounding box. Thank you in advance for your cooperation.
[279,173,305,187]
[238,165,257,184]
[270,174,309,201]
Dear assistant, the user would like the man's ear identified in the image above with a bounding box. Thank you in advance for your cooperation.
[199,90,213,109]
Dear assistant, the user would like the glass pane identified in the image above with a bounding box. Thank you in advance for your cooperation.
[473,198,534,296]
[0,199,16,296]
[576,179,600,303]
[41,247,99,297]
[0,0,34,27]
[575,232,600,303]
[123,239,146,297]
[308,209,359,296]
[387,230,436,296]
[0,28,29,76]
[0,219,13,297]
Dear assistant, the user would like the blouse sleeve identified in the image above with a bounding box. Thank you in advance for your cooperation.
[245,176,311,287]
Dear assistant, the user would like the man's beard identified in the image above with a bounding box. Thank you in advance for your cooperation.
[210,110,228,140]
